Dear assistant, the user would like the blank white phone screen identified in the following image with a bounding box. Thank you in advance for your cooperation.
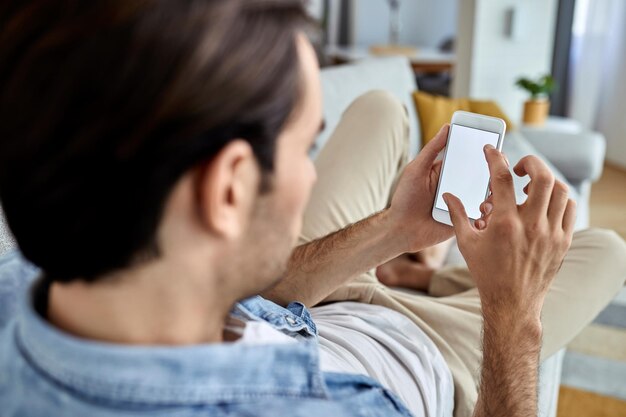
[435,124,500,219]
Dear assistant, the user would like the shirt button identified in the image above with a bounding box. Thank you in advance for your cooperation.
[285,316,297,326]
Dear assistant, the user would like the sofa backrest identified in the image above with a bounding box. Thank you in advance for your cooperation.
[316,56,420,158]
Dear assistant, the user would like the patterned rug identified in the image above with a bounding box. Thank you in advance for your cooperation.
[557,287,626,417]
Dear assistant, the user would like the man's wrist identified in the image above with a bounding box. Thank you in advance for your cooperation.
[379,208,415,255]
[477,304,543,417]
[482,304,543,343]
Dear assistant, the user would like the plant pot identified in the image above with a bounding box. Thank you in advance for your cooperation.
[522,99,550,125]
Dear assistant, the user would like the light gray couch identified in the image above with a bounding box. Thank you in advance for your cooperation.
[0,56,606,417]
[317,56,606,417]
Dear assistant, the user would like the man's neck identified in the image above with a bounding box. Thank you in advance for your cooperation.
[47,257,236,345]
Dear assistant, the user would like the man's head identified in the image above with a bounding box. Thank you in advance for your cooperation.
[0,0,322,296]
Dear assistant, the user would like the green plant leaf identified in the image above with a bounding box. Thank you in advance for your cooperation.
[515,74,556,99]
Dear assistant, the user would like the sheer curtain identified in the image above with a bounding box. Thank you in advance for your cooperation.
[568,0,626,167]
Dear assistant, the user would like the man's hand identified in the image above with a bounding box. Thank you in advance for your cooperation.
[388,124,454,253]
[444,146,576,317]
[442,145,576,417]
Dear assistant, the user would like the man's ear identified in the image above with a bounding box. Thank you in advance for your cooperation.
[196,140,261,240]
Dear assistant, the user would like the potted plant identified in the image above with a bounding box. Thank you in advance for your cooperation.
[515,75,556,126]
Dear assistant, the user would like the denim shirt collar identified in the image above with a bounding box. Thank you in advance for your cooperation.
[14,288,327,407]
[235,296,318,337]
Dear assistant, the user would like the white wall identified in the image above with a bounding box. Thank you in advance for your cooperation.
[352,0,458,48]
[307,0,323,18]
[453,0,559,122]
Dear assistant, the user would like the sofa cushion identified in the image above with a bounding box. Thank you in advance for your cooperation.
[413,92,471,142]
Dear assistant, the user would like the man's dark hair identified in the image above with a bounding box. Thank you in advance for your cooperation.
[0,0,312,282]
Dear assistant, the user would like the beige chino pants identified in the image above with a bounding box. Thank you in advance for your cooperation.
[300,90,626,417]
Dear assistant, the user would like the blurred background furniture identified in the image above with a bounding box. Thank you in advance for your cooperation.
[326,43,455,96]
[520,116,606,226]
[315,56,604,232]
[326,45,454,75]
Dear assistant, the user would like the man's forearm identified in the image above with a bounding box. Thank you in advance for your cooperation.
[262,209,407,307]
[473,308,543,417]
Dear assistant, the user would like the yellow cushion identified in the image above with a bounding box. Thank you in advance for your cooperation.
[413,91,515,145]
[468,99,515,131]
[413,92,471,144]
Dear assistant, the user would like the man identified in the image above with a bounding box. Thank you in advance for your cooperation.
[0,1,624,417]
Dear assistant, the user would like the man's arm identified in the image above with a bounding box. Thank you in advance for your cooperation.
[475,310,543,416]
[262,210,403,307]
[445,146,576,417]
[262,125,454,307]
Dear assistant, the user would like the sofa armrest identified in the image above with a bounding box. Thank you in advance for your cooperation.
[519,128,606,184]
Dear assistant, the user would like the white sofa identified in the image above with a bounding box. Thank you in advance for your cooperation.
[317,56,607,417]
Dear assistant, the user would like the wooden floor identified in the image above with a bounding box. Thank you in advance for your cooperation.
[589,164,626,240]
[558,387,626,417]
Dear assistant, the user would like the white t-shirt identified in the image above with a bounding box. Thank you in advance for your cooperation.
[312,302,454,417]
[234,302,454,417]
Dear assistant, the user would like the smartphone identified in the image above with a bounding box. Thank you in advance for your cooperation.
[432,111,506,226]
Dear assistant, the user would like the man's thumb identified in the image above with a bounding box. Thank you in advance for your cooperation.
[443,193,473,237]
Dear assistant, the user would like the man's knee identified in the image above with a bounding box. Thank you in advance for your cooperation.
[574,228,626,286]
[343,90,410,160]
[347,90,408,136]
[349,90,408,125]
[348,90,407,117]
[595,229,626,277]
[575,228,626,257]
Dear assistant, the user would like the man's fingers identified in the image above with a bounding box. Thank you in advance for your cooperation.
[513,156,555,214]
[477,196,493,230]
[484,145,517,212]
[443,193,474,238]
[562,199,577,236]
[480,196,494,217]
[429,159,444,193]
[432,159,443,176]
[547,180,570,227]
[474,216,490,230]
[417,124,450,172]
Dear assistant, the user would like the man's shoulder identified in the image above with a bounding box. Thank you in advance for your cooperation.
[0,257,413,417]
[0,394,407,417]
[0,321,37,416]
[223,395,410,417]
[0,251,39,329]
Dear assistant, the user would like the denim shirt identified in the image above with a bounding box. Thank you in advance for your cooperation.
[0,251,414,417]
